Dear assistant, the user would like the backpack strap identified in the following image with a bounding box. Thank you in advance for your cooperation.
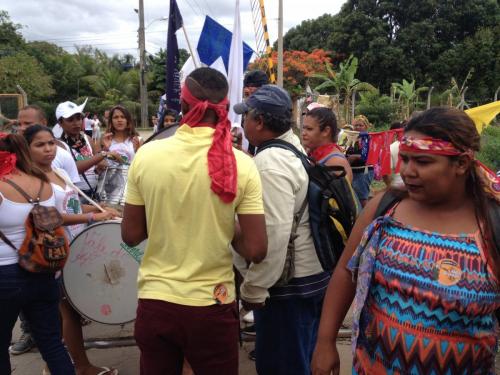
[4,179,43,204]
[0,229,17,251]
[373,190,401,218]
[320,153,345,165]
[257,139,309,164]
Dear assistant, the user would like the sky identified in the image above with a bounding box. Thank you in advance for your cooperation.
[2,0,345,59]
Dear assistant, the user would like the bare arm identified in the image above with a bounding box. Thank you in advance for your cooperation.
[232,214,267,264]
[311,193,384,375]
[121,203,148,246]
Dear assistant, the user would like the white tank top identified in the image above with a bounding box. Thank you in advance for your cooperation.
[0,191,55,266]
[109,138,136,165]
[51,168,86,242]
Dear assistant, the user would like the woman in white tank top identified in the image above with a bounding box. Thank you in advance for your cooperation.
[100,105,143,165]
[24,125,120,375]
[0,133,74,374]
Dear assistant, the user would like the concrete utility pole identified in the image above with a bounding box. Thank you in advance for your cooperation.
[277,0,283,88]
[138,0,148,128]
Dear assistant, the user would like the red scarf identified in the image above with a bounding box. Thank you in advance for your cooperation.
[310,143,343,162]
[0,133,17,178]
[181,83,237,203]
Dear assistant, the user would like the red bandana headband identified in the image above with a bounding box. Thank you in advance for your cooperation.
[400,136,500,202]
[181,80,237,203]
[0,133,17,178]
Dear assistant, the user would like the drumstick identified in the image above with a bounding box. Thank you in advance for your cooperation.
[71,184,106,213]
[53,169,106,213]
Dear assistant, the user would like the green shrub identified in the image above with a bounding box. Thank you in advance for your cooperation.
[477,125,500,172]
[355,91,398,129]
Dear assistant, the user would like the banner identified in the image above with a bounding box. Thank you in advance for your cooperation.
[165,0,183,112]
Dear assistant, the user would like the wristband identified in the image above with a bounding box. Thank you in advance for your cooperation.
[87,212,95,224]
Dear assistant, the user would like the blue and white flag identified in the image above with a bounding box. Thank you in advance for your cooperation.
[196,16,253,73]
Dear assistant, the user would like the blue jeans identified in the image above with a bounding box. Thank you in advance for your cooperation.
[254,293,324,375]
[352,169,374,202]
[0,264,74,375]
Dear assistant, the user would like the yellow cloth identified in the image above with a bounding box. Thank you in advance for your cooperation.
[126,124,264,306]
[465,101,500,134]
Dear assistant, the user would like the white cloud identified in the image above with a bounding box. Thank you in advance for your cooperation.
[3,0,345,57]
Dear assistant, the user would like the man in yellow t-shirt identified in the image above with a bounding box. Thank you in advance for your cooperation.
[122,67,267,374]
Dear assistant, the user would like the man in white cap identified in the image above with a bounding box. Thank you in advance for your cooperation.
[56,99,118,197]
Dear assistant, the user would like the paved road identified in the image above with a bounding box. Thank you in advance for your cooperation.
[9,319,354,374]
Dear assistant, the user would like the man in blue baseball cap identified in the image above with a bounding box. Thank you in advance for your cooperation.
[233,85,328,374]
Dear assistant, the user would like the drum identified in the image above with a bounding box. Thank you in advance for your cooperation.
[63,221,146,325]
[96,164,129,206]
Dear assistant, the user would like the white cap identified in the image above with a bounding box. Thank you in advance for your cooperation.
[306,102,326,111]
[55,98,88,120]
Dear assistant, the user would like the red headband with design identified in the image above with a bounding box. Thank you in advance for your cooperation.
[399,136,462,156]
[181,81,237,203]
[400,136,500,202]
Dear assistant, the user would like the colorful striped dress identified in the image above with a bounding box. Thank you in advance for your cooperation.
[348,210,500,375]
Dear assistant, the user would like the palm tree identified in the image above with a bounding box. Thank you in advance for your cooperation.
[82,67,139,111]
[311,55,376,124]
[391,79,428,119]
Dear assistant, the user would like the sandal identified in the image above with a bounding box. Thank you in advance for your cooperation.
[96,367,119,375]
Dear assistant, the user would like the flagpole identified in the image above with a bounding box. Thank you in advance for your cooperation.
[277,0,284,88]
[181,25,198,68]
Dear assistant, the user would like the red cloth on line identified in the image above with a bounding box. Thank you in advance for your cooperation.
[180,83,237,203]
[310,143,343,162]
[366,129,403,176]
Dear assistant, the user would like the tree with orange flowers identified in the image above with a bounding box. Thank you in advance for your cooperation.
[250,49,331,98]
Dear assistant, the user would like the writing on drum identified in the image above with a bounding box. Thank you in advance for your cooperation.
[70,230,144,267]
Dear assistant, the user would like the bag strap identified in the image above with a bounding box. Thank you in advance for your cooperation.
[4,179,43,204]
[63,136,98,195]
[373,190,401,219]
[0,228,17,251]
[320,153,346,165]
[256,139,309,239]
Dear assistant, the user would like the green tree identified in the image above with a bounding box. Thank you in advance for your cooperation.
[281,0,500,101]
[0,52,54,101]
[391,79,428,119]
[0,10,25,56]
[356,91,398,128]
[312,55,376,123]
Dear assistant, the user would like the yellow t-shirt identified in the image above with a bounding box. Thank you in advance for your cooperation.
[125,124,264,306]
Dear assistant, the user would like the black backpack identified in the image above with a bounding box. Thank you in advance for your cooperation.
[256,139,362,272]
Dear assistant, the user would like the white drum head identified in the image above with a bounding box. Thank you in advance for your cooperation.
[63,221,146,325]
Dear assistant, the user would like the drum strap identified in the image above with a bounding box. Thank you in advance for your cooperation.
[63,137,98,198]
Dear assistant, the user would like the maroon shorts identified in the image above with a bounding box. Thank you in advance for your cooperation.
[134,298,239,375]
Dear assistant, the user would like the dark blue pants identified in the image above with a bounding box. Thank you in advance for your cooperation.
[0,264,74,375]
[254,293,324,375]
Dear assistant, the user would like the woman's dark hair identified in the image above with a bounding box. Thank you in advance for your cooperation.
[24,124,54,145]
[0,133,48,182]
[405,106,499,277]
[107,105,138,138]
[306,107,338,141]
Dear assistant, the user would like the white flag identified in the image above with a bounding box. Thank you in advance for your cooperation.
[227,0,243,127]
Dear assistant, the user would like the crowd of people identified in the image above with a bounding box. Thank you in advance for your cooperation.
[0,66,499,375]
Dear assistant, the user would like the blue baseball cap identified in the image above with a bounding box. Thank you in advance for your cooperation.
[233,85,292,117]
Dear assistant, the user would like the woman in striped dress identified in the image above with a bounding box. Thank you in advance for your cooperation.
[311,107,500,374]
